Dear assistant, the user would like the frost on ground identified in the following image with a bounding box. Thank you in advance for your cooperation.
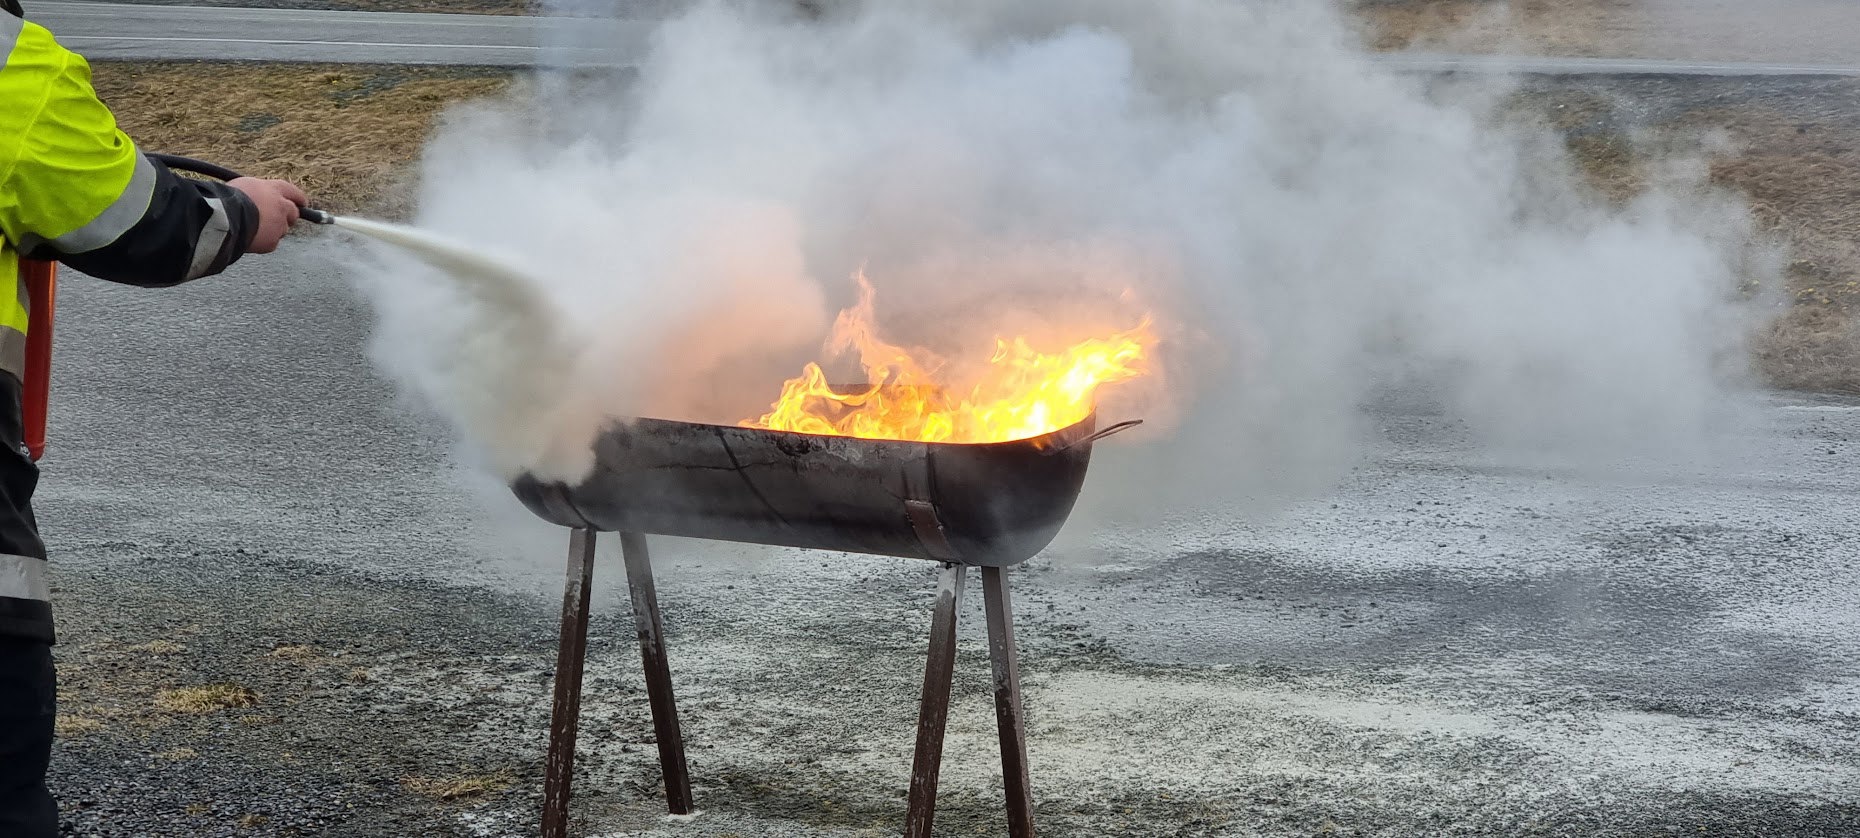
[38,339,1860,836]
[387,580,1859,837]
[345,394,1860,836]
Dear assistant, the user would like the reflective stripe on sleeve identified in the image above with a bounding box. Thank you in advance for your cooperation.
[0,14,22,68]
[185,196,231,280]
[0,552,47,602]
[38,152,158,254]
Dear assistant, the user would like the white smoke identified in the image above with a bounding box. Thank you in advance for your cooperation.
[348,0,1768,524]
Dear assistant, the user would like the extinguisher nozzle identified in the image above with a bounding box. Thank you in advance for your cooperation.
[300,207,336,225]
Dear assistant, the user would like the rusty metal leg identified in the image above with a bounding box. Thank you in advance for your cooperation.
[620,532,695,815]
[982,566,1035,838]
[905,562,967,838]
[544,528,597,838]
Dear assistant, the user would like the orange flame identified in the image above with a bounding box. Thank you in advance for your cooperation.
[744,273,1154,443]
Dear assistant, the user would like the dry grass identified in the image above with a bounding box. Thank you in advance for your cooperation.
[127,638,188,655]
[90,62,514,215]
[86,63,1860,392]
[1354,0,1637,55]
[156,683,261,714]
[155,746,201,760]
[401,772,512,801]
[1356,0,1860,65]
[1516,78,1860,392]
[1702,106,1860,392]
[55,714,107,737]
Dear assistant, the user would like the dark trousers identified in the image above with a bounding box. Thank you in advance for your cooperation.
[0,369,55,835]
[0,637,55,837]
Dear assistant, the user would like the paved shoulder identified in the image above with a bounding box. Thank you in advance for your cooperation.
[27,0,649,65]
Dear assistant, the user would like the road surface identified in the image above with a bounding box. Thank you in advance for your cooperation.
[27,0,654,65]
[27,0,1860,76]
[32,242,1860,836]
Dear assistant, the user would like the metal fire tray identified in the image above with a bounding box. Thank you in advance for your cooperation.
[509,409,1138,838]
[512,412,1137,567]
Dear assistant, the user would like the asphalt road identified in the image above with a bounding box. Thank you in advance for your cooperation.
[30,241,1860,836]
[27,0,1860,76]
[27,0,654,65]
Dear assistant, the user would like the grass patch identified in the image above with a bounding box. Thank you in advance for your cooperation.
[55,714,107,737]
[401,772,512,801]
[89,62,515,215]
[267,643,325,662]
[155,747,201,760]
[1353,0,1635,55]
[1513,76,1860,392]
[156,684,261,714]
[86,62,1860,393]
[127,639,187,656]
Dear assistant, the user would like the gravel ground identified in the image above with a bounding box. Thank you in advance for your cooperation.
[27,236,1860,837]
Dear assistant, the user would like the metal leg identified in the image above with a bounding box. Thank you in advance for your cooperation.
[905,563,967,838]
[544,528,597,838]
[620,532,695,815]
[983,566,1035,838]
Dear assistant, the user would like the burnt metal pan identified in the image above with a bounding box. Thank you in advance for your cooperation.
[512,412,1141,567]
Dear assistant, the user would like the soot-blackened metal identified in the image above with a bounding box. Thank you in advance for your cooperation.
[514,413,1134,566]
[515,412,1138,838]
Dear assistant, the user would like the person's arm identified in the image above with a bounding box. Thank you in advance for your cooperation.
[0,20,303,287]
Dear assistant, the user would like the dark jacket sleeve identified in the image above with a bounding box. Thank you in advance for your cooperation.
[28,161,261,288]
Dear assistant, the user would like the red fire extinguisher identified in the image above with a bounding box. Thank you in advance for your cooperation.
[20,258,54,462]
[9,153,332,463]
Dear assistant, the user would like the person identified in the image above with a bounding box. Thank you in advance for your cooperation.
[1,4,310,834]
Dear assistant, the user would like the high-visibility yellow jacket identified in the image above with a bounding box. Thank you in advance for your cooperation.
[1,12,259,373]
[0,10,259,643]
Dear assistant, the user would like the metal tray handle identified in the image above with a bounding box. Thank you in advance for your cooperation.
[1045,419,1142,454]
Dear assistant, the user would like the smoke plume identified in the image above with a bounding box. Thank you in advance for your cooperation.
[348,0,1768,526]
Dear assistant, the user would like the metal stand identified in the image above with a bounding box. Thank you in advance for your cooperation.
[542,530,694,838]
[904,564,1037,837]
[543,528,597,838]
[905,563,967,838]
[983,566,1036,838]
[543,539,1035,837]
[620,532,694,814]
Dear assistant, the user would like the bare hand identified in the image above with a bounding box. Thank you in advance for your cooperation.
[227,177,309,254]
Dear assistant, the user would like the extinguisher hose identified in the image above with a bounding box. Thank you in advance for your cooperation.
[18,152,334,461]
[145,153,335,225]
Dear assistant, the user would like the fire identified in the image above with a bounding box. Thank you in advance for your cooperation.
[744,273,1154,443]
